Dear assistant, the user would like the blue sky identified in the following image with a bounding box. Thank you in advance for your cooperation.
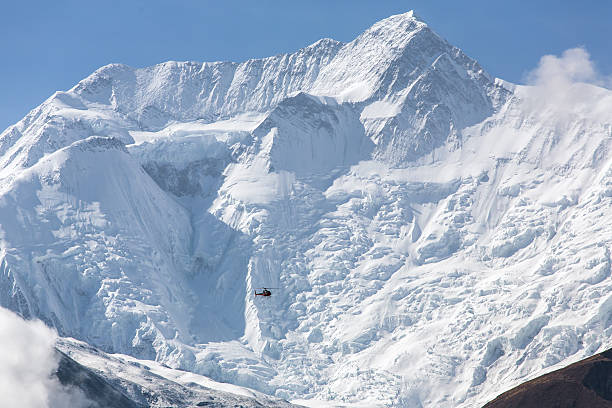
[1,0,610,131]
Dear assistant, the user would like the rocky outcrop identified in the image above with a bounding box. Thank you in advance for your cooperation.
[484,349,612,408]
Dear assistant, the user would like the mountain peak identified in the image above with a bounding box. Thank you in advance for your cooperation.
[387,10,426,24]
[306,37,343,49]
[405,9,422,20]
[310,9,470,105]
[364,10,428,36]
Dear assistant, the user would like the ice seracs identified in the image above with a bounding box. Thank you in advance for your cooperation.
[1,10,612,408]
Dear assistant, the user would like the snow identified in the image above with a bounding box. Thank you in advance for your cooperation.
[129,112,266,145]
[222,161,296,205]
[1,10,612,408]
[360,101,402,120]
[53,335,298,407]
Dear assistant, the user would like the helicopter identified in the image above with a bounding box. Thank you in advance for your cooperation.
[254,287,278,297]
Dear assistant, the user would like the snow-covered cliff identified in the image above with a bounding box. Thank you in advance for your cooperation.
[1,10,611,408]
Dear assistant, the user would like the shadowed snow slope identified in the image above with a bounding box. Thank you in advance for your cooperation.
[1,10,612,408]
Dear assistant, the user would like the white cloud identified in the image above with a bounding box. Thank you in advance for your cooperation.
[523,47,612,121]
[0,307,92,408]
[527,47,599,88]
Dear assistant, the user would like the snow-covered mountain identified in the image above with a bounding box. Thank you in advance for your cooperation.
[54,337,300,408]
[1,10,612,407]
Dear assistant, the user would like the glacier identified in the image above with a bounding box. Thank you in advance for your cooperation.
[1,10,612,407]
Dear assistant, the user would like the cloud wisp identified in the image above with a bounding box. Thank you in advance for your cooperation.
[526,47,601,88]
[0,307,92,408]
[523,47,612,120]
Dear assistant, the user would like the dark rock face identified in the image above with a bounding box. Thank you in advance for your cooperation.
[484,348,612,408]
[583,360,612,401]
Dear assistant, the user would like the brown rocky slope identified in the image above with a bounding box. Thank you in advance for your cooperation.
[484,348,612,407]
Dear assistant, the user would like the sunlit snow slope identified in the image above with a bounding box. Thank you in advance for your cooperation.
[1,10,611,407]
